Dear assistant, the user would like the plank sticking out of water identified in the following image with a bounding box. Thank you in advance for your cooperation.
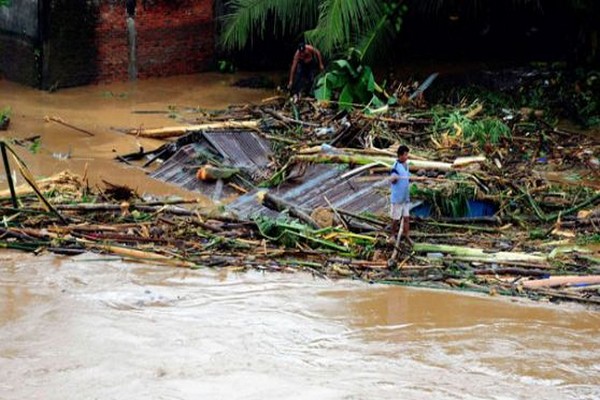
[523,275,600,289]
[126,121,260,139]
[131,110,170,114]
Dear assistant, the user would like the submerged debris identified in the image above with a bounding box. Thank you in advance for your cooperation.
[2,68,599,307]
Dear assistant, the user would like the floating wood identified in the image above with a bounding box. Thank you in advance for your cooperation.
[259,191,320,229]
[413,243,547,263]
[44,115,95,136]
[522,275,600,289]
[127,120,260,139]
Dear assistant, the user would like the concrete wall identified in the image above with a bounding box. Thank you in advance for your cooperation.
[0,0,40,85]
[0,0,215,89]
[0,0,38,37]
[43,0,100,89]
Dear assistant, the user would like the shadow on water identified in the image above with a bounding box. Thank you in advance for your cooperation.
[127,16,137,81]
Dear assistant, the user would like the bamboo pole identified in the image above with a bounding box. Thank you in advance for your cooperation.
[2,143,67,224]
[126,120,260,139]
[0,141,18,208]
[413,243,547,263]
[292,154,456,171]
[522,275,600,289]
[45,115,95,136]
[78,239,198,268]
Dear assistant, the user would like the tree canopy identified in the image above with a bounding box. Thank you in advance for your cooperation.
[218,0,598,64]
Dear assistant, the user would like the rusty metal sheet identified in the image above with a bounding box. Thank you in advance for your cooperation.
[149,143,236,199]
[227,164,391,220]
[149,130,272,199]
[203,130,272,174]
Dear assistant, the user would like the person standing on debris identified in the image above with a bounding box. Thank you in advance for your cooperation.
[389,145,412,245]
[287,41,325,100]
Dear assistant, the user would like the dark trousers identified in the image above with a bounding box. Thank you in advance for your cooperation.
[292,61,317,96]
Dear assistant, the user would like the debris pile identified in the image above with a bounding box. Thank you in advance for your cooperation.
[1,69,599,307]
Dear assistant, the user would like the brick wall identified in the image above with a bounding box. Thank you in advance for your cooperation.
[2,0,215,89]
[95,0,214,83]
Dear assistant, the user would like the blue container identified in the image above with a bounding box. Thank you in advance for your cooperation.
[466,200,498,218]
[411,200,497,218]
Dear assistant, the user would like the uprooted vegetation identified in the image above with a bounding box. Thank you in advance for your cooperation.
[1,65,599,307]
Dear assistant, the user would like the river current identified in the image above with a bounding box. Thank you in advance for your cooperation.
[0,75,598,399]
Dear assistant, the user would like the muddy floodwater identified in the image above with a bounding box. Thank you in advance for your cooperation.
[0,73,276,199]
[1,76,599,399]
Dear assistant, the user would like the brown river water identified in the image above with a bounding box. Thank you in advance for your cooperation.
[1,75,599,399]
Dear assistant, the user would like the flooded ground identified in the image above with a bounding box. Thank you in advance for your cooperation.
[1,252,599,399]
[0,76,599,399]
[0,73,276,199]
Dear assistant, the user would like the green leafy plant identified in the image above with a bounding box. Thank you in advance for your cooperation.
[314,48,394,110]
[217,60,236,73]
[0,107,11,130]
[411,182,477,218]
[577,234,600,245]
[218,1,559,64]
[432,106,511,146]
[0,106,10,120]
[28,137,42,154]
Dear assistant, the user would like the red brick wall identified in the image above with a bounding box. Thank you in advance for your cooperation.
[96,0,214,83]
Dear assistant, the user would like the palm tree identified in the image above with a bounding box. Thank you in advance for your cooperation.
[218,1,598,64]
[218,0,396,62]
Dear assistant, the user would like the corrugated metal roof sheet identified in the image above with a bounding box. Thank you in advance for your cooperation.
[203,131,272,176]
[226,164,392,220]
[148,129,395,220]
[150,130,272,199]
[150,143,236,198]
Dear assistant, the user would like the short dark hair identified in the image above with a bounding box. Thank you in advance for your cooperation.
[397,145,410,156]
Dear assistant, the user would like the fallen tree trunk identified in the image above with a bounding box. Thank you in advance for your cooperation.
[260,192,320,229]
[413,243,547,263]
[292,154,482,171]
[126,121,260,139]
[522,275,600,289]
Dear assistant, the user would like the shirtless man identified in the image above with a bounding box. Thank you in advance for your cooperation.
[287,41,325,98]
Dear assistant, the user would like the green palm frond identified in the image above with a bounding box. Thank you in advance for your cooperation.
[353,1,407,64]
[218,0,588,63]
[219,0,320,50]
[353,17,394,64]
[306,0,384,56]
